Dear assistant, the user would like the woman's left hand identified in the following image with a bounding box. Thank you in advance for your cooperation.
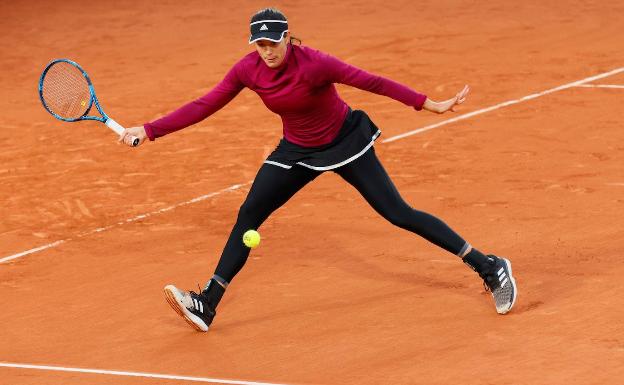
[450,84,470,112]
[423,85,470,114]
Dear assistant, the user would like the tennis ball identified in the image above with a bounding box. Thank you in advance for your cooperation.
[243,230,261,248]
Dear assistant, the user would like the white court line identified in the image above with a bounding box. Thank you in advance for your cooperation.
[2,66,623,264]
[0,182,251,264]
[0,362,294,385]
[382,66,624,143]
[574,84,624,89]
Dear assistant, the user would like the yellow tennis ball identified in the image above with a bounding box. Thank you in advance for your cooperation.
[243,230,261,248]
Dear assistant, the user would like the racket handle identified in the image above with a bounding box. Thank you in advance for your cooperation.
[105,118,140,147]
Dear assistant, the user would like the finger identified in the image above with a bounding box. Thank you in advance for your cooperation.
[118,129,127,143]
[459,85,469,98]
[457,86,469,104]
[462,85,470,98]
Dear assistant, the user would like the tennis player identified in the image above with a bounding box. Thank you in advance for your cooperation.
[120,8,517,332]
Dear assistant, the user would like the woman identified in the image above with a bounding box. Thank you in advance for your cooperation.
[120,8,517,332]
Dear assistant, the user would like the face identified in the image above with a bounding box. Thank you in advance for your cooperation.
[254,32,290,68]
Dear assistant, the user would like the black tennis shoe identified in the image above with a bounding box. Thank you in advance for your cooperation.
[476,255,517,314]
[164,285,215,332]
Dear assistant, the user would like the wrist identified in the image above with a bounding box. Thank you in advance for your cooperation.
[423,98,441,113]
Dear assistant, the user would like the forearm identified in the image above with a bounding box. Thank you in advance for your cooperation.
[145,65,245,141]
[144,98,220,140]
[144,86,242,140]
[323,54,427,110]
[349,74,427,110]
[348,73,427,110]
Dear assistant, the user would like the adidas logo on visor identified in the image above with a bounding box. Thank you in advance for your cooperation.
[249,20,289,43]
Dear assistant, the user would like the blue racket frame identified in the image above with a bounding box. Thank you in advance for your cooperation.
[38,58,139,146]
[38,58,111,123]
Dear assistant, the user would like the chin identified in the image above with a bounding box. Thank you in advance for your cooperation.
[265,59,282,68]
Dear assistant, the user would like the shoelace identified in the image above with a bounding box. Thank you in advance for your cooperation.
[183,284,203,299]
[190,285,216,316]
[180,286,203,309]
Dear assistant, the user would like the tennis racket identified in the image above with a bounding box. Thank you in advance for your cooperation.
[38,58,139,146]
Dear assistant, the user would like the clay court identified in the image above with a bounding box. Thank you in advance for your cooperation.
[1,1,623,384]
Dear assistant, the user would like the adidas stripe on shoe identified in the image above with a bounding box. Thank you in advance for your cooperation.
[164,285,215,332]
[481,256,518,314]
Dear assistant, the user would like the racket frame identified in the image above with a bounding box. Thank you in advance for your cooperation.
[38,58,139,146]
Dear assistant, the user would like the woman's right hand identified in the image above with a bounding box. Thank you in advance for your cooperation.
[118,126,148,147]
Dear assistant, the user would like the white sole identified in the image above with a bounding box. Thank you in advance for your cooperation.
[164,285,209,332]
[496,258,518,314]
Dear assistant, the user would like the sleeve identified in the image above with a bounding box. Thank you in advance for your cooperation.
[143,64,246,141]
[318,51,427,111]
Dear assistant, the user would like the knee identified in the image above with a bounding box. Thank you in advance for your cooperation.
[379,203,414,229]
[385,211,412,229]
[238,199,258,220]
[237,197,267,224]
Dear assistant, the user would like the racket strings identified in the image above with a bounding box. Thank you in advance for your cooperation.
[41,62,91,120]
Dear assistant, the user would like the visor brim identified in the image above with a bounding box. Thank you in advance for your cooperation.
[249,30,288,44]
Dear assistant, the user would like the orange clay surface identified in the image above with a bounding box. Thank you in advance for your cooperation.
[1,1,624,384]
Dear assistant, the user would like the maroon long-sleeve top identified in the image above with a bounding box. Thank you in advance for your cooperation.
[144,44,427,147]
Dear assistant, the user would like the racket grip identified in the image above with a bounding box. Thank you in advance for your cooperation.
[105,118,139,147]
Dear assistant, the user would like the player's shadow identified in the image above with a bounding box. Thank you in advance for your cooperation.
[327,234,469,291]
[216,232,477,330]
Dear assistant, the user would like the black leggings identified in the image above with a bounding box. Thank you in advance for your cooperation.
[214,147,467,282]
